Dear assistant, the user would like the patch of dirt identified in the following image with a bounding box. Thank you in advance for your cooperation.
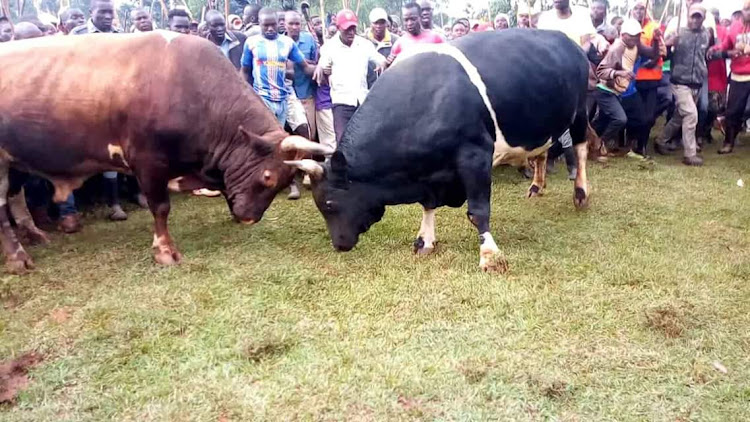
[397,395,425,417]
[241,335,294,363]
[50,307,72,324]
[0,352,43,404]
[458,359,496,384]
[527,376,574,400]
[645,304,690,338]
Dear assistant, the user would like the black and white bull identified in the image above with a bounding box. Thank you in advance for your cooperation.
[288,30,591,271]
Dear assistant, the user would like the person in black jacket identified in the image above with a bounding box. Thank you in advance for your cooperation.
[654,4,713,166]
[205,10,247,70]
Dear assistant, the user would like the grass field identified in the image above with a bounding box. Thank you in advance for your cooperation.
[1,140,750,421]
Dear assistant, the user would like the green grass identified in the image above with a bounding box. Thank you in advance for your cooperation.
[2,138,750,421]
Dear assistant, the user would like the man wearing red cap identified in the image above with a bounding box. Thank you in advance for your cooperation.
[315,9,386,144]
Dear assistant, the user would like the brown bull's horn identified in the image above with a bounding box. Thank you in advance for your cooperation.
[284,159,325,179]
[280,135,334,156]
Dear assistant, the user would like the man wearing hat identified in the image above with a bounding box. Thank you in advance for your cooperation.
[366,7,399,88]
[367,7,399,58]
[655,4,713,166]
[315,9,386,143]
[594,18,662,157]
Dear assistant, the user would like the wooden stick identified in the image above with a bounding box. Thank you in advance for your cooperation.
[224,0,228,20]
[676,0,683,30]
[659,0,672,25]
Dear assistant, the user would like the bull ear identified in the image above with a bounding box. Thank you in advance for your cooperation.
[239,125,275,156]
[284,159,325,180]
[330,151,349,188]
[280,135,335,156]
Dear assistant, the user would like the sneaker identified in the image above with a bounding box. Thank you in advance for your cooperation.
[109,204,128,221]
[136,193,149,208]
[682,155,704,166]
[287,182,301,200]
[567,167,577,180]
[58,214,82,234]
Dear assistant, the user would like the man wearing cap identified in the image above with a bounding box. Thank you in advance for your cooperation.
[654,5,713,166]
[594,18,661,157]
[386,2,444,67]
[314,9,386,143]
[366,7,399,88]
[367,7,399,58]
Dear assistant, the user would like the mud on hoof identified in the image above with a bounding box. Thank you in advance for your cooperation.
[479,251,508,274]
[573,187,589,209]
[412,236,436,256]
[154,249,183,266]
[527,184,543,198]
[5,250,34,274]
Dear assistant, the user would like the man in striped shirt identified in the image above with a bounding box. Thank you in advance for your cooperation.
[241,8,316,127]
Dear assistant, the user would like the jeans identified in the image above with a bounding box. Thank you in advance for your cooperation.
[594,89,627,142]
[261,97,288,127]
[332,104,358,144]
[59,193,77,217]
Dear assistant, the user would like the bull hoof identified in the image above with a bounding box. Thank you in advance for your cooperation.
[18,226,51,246]
[6,251,34,274]
[479,252,508,274]
[527,184,543,198]
[573,187,589,210]
[154,250,183,266]
[412,236,436,255]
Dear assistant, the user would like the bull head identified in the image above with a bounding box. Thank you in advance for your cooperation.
[285,152,385,252]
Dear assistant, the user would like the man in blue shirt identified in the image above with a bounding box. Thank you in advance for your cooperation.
[241,8,316,127]
[286,10,318,140]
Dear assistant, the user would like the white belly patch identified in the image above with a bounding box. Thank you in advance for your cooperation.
[393,44,552,167]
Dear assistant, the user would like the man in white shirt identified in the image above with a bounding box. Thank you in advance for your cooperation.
[537,0,597,175]
[537,0,596,49]
[315,9,386,143]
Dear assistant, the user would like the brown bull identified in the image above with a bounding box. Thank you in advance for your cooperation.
[0,31,329,273]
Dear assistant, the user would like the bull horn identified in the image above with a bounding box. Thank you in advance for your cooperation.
[280,135,335,156]
[284,159,325,179]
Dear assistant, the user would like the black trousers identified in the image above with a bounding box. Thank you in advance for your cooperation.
[636,80,660,129]
[332,104,358,144]
[594,90,649,152]
[726,79,750,128]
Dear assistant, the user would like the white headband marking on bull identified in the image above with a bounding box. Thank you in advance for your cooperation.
[392,44,551,166]
[155,29,181,44]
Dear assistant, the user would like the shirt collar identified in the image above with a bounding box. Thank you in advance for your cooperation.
[87,19,119,33]
[367,29,392,45]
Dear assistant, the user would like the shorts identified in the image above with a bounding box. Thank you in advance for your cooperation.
[262,97,288,127]
[286,95,308,131]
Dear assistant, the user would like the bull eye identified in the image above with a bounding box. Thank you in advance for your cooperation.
[261,170,276,187]
[325,200,335,212]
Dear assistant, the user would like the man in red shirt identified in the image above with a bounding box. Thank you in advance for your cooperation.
[385,2,443,67]
[705,10,729,144]
[716,1,750,154]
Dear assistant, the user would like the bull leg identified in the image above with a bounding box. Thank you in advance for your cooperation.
[9,187,51,245]
[137,167,182,265]
[0,162,34,273]
[571,111,590,209]
[526,151,548,198]
[413,208,437,255]
[458,146,508,273]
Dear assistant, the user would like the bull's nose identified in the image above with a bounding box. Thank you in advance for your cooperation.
[240,219,256,226]
[334,243,354,252]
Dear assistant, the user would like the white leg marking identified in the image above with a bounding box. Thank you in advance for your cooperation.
[417,208,436,250]
[478,232,507,273]
[479,232,499,256]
